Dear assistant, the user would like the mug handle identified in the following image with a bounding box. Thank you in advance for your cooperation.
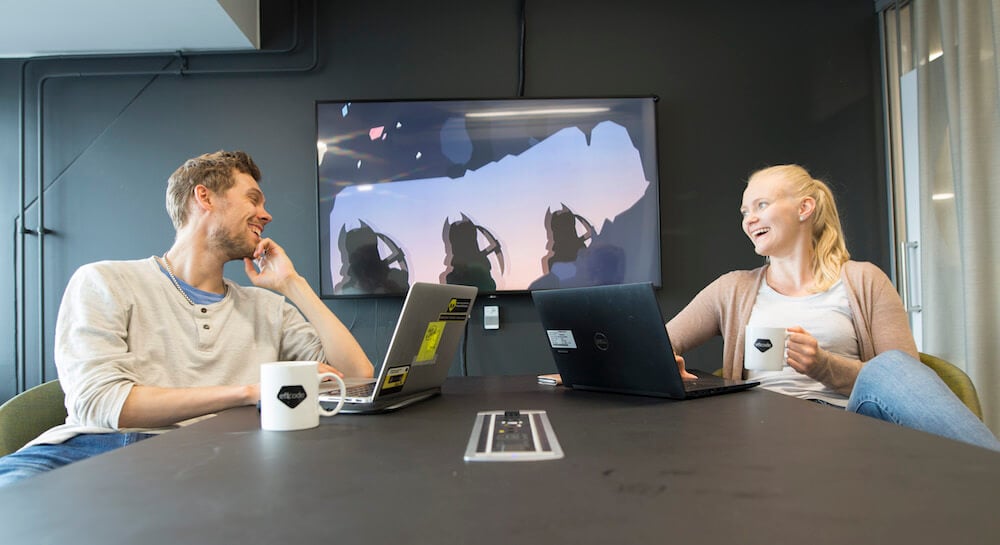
[318,373,346,416]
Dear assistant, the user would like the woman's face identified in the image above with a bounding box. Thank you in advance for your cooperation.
[740,173,805,258]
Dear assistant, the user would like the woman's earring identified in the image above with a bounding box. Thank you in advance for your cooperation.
[799,215,805,222]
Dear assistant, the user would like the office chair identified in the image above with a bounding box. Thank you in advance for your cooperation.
[919,352,983,421]
[0,380,67,457]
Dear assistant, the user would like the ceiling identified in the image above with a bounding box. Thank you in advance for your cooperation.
[0,0,259,59]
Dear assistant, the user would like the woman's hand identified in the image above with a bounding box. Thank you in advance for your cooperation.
[784,326,827,379]
[785,326,863,395]
[674,353,698,381]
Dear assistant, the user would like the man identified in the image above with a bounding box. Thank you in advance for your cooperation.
[0,150,373,486]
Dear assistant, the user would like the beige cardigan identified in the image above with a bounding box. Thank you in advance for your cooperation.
[666,261,918,395]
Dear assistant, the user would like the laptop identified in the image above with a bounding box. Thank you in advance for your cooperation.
[319,282,478,413]
[530,282,758,399]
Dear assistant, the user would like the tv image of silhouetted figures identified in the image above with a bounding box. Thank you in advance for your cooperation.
[440,215,501,292]
[316,97,661,297]
[335,221,410,295]
[529,204,627,290]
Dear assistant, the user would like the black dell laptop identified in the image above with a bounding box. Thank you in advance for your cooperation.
[531,282,758,399]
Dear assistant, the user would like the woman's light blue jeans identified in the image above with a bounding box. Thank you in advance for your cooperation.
[0,432,154,488]
[847,350,1000,451]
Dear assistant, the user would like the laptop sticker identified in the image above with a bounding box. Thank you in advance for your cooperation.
[546,330,577,349]
[439,297,473,321]
[380,365,410,394]
[416,321,446,362]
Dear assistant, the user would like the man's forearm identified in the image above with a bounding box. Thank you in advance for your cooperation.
[280,275,374,378]
[117,384,258,429]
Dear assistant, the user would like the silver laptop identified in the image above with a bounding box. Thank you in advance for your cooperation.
[320,282,478,413]
[531,282,758,399]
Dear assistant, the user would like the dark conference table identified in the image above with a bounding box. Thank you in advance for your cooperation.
[2,375,999,544]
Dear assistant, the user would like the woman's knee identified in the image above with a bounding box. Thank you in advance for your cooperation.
[858,350,927,383]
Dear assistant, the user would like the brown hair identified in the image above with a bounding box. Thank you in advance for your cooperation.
[166,150,261,229]
[749,164,850,292]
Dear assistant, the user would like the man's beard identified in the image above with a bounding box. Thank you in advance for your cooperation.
[209,225,256,262]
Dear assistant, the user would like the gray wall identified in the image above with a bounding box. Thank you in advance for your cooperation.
[0,0,886,402]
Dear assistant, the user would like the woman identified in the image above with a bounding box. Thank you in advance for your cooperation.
[667,164,999,450]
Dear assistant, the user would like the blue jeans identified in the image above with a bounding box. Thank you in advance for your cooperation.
[0,432,154,488]
[847,350,1000,451]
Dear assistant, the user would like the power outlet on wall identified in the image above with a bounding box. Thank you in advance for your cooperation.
[484,306,500,330]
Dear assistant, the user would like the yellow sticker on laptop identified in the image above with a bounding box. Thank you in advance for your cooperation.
[416,321,446,362]
[380,365,410,394]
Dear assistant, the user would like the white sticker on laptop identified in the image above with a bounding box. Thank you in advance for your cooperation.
[546,330,577,349]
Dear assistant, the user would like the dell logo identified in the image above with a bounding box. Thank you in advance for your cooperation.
[594,332,610,351]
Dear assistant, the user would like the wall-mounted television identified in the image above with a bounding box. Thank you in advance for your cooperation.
[316,96,661,297]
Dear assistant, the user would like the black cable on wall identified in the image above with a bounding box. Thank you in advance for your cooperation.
[517,0,527,97]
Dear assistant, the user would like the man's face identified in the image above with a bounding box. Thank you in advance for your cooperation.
[206,171,272,261]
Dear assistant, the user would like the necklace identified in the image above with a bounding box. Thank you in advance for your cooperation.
[160,254,195,306]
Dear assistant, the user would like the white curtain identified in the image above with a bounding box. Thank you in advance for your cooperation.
[914,0,1000,432]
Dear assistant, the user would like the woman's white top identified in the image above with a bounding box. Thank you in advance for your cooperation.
[746,279,860,407]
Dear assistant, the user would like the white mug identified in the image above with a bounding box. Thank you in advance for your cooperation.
[260,361,346,431]
[744,326,787,371]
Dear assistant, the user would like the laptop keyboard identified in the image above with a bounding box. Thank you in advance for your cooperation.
[324,381,375,398]
[683,376,726,391]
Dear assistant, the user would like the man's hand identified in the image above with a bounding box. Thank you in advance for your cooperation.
[318,362,345,379]
[244,238,299,293]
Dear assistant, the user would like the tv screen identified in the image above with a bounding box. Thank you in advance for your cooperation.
[316,96,661,297]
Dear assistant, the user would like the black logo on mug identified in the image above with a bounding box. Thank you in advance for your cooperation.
[277,385,307,408]
[753,338,773,353]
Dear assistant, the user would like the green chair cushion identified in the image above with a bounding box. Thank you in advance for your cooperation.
[0,380,68,457]
[920,353,983,421]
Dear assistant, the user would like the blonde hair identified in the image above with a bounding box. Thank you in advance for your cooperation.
[166,150,261,229]
[749,164,850,292]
